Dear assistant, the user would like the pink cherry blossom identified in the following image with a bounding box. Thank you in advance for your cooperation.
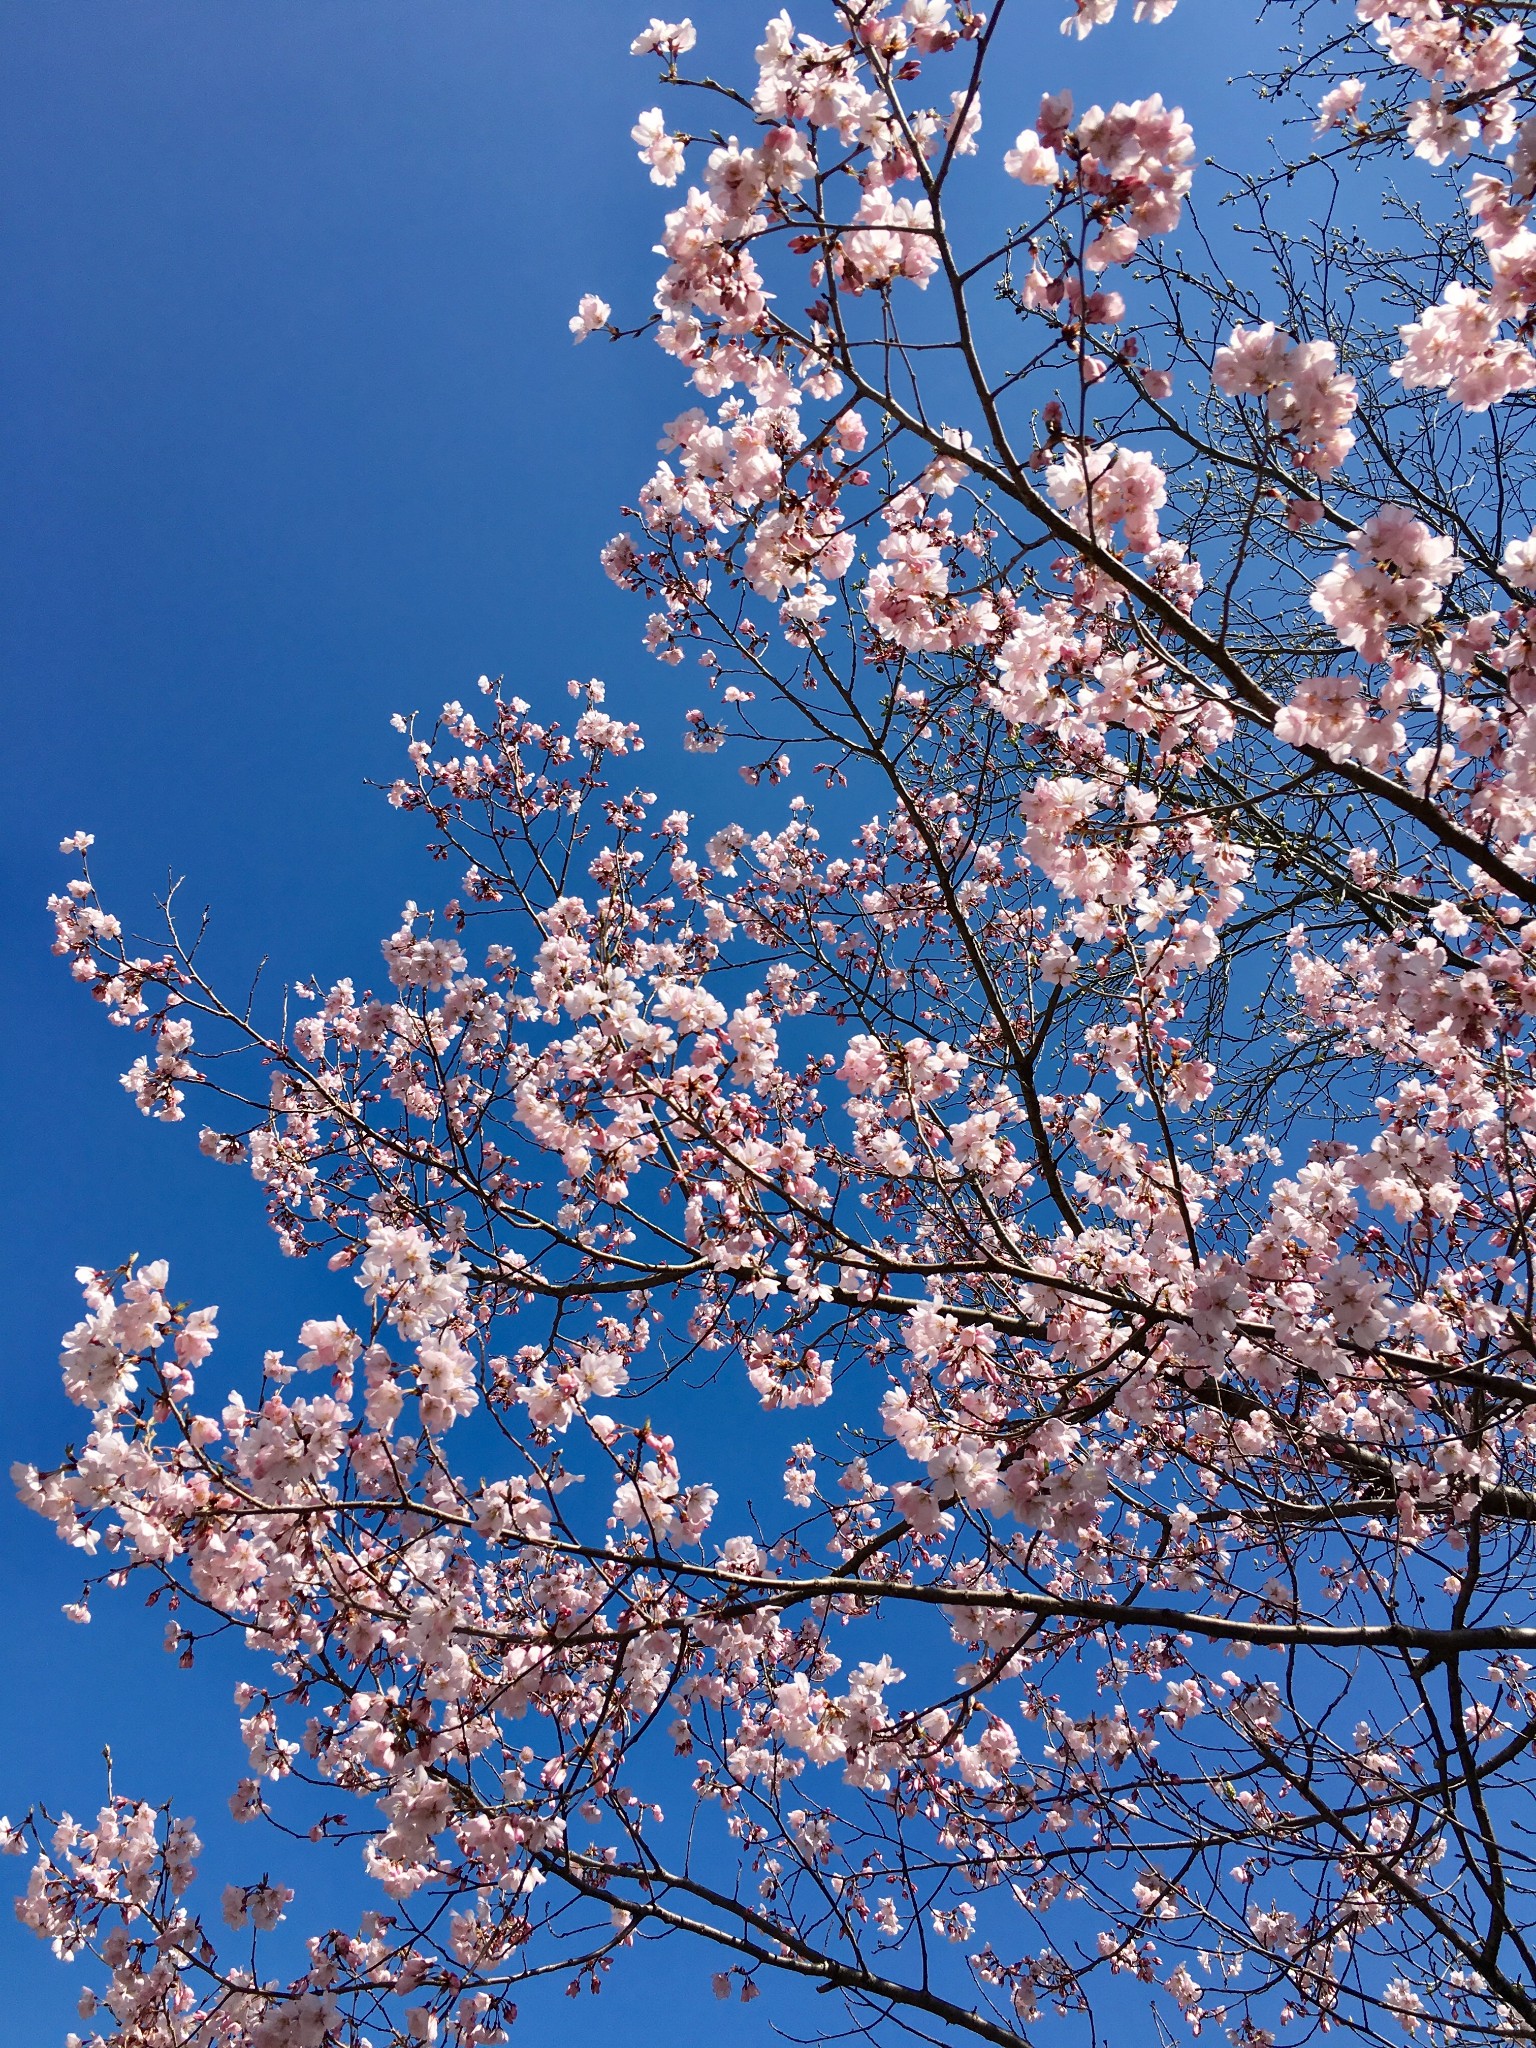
[1003,128,1058,185]
[568,293,611,340]
[630,17,696,60]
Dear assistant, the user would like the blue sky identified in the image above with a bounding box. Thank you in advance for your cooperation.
[0,1,1275,2034]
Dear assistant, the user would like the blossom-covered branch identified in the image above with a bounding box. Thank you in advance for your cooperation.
[24,3,1536,2045]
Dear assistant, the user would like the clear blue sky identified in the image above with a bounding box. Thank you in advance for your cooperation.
[0,2,1271,2034]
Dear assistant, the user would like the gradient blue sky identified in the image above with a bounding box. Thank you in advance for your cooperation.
[1,2,1273,2034]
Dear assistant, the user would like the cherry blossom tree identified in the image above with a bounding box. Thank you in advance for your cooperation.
[22,1,1536,2043]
